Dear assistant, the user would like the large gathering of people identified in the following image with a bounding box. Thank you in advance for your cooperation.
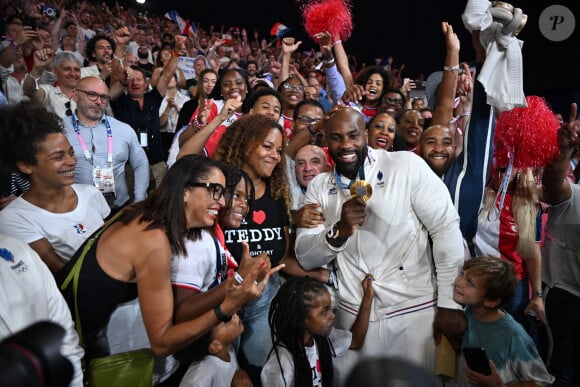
[1,0,579,386]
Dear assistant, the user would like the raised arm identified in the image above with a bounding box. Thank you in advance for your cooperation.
[156,35,184,97]
[542,103,580,205]
[332,36,353,89]
[176,96,243,159]
[431,22,461,127]
[279,37,302,86]
[22,48,53,106]
[314,31,347,104]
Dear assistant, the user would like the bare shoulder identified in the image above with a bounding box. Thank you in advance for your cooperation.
[99,218,172,275]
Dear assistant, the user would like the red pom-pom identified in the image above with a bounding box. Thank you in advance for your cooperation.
[494,96,560,169]
[302,0,354,41]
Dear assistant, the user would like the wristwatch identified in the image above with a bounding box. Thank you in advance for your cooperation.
[532,290,543,298]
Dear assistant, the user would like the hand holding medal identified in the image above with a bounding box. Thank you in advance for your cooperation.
[350,180,372,202]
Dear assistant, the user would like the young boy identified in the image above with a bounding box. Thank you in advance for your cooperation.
[453,256,554,386]
[178,313,244,387]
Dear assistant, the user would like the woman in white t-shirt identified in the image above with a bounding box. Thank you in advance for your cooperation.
[0,103,110,274]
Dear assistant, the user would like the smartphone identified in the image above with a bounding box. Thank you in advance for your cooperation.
[463,347,492,375]
[23,17,37,30]
[410,80,426,99]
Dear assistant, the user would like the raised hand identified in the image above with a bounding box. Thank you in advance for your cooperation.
[457,63,474,101]
[342,84,366,104]
[282,37,302,54]
[217,95,243,121]
[558,103,580,153]
[174,35,187,56]
[15,26,37,46]
[442,22,460,54]
[114,26,132,46]
[33,48,54,69]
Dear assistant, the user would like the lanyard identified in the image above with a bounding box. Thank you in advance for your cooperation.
[71,114,113,164]
[334,162,366,190]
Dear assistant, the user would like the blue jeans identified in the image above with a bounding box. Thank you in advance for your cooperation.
[504,278,538,345]
[545,287,580,387]
[238,272,281,367]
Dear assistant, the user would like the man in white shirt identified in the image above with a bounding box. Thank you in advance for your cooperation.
[0,234,84,387]
[295,108,466,382]
[22,50,81,119]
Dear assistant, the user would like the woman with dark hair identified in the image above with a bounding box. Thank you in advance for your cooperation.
[393,109,425,152]
[213,114,298,383]
[172,164,271,322]
[168,68,219,168]
[175,68,250,159]
[151,44,187,90]
[341,66,397,123]
[175,74,283,162]
[55,154,269,363]
[0,103,110,273]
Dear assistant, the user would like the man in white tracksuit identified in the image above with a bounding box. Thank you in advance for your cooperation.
[295,108,466,384]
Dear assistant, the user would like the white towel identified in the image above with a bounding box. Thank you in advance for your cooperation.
[462,0,527,112]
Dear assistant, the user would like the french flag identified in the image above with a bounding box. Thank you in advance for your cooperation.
[164,10,196,36]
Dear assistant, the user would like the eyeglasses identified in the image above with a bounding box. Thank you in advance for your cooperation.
[65,100,72,116]
[188,182,226,201]
[383,97,403,106]
[282,83,305,93]
[297,115,322,126]
[76,89,111,103]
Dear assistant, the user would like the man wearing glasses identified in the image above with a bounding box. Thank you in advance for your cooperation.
[63,76,149,213]
[23,50,81,119]
[379,89,407,121]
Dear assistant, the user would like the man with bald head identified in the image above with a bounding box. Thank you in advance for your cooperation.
[418,124,457,177]
[63,76,149,212]
[292,144,328,209]
[295,107,466,382]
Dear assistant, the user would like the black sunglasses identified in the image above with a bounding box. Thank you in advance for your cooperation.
[188,182,226,201]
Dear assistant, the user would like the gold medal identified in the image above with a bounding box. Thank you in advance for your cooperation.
[350,180,372,202]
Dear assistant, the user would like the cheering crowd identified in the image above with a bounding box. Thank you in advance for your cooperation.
[1,0,579,386]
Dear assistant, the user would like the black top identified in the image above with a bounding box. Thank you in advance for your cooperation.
[222,187,289,266]
[56,225,138,360]
[111,88,166,164]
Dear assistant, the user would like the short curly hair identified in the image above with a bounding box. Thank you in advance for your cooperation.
[213,114,290,216]
[0,102,64,171]
[86,34,116,63]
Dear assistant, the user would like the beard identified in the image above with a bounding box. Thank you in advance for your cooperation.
[332,145,368,180]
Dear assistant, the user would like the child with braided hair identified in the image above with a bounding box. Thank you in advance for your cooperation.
[261,275,374,387]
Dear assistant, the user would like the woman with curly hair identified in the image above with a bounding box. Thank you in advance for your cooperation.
[213,113,291,384]
[342,66,397,123]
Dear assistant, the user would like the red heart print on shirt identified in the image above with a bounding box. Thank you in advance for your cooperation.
[252,210,266,224]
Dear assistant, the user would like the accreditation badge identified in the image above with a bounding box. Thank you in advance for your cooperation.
[93,165,116,204]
